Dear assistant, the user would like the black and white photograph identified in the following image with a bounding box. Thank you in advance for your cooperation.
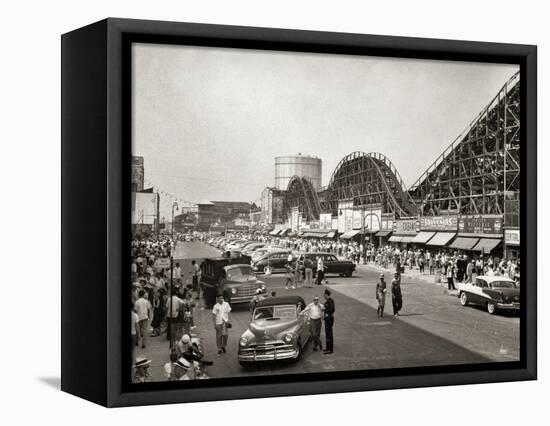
[129,43,522,383]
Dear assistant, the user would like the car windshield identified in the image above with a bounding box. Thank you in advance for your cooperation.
[226,267,256,281]
[490,281,517,289]
[253,305,297,321]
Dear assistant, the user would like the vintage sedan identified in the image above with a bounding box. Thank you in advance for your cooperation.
[457,275,520,315]
[238,296,310,366]
[302,252,356,277]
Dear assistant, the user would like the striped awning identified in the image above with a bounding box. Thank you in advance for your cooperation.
[388,235,402,243]
[375,230,392,237]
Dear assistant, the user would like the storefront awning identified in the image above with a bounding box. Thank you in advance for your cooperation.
[279,228,290,236]
[410,231,435,244]
[375,230,392,237]
[472,238,502,253]
[340,230,360,239]
[400,235,416,243]
[449,237,479,250]
[302,232,328,238]
[426,232,456,246]
[388,235,402,243]
[326,231,336,238]
[269,229,281,236]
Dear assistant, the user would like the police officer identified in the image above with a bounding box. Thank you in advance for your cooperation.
[323,289,335,354]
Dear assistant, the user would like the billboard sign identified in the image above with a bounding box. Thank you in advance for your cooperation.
[393,217,419,235]
[132,192,158,225]
[504,229,520,246]
[458,215,503,236]
[420,215,458,231]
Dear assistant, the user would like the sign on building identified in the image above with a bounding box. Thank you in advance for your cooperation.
[393,217,419,235]
[504,229,520,246]
[458,215,503,236]
[420,215,458,231]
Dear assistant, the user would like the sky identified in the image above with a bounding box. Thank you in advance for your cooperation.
[132,42,518,215]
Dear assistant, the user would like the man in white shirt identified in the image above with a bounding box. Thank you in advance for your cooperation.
[134,291,152,348]
[192,260,202,300]
[131,306,140,364]
[302,296,324,351]
[212,295,232,354]
[173,262,182,287]
[165,290,184,346]
[315,256,325,286]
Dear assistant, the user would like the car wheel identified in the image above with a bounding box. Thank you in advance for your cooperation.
[345,271,353,277]
[263,266,272,275]
[460,292,469,306]
[487,302,496,315]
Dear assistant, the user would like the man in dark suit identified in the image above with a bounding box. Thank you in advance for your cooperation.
[323,289,335,354]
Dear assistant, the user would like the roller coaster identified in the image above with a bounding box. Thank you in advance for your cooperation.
[280,71,520,222]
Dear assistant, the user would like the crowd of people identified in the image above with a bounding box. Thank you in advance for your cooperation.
[130,230,520,382]
[130,235,213,383]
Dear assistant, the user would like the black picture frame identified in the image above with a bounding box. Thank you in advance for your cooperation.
[61,18,537,407]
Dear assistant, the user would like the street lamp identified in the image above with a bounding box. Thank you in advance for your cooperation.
[171,202,179,238]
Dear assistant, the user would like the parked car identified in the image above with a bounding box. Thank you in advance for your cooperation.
[301,252,356,277]
[457,275,519,315]
[200,256,265,307]
[242,243,266,256]
[251,249,293,274]
[238,296,310,366]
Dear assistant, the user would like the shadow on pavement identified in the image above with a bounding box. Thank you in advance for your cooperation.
[38,377,61,390]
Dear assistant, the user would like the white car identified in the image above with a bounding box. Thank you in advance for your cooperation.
[457,275,520,315]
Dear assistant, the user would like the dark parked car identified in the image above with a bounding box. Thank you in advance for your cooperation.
[251,249,293,274]
[302,252,356,277]
[238,296,310,366]
[457,275,519,314]
[200,256,265,307]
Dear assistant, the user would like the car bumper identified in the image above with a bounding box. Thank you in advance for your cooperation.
[238,347,299,362]
[496,302,520,310]
[228,295,256,304]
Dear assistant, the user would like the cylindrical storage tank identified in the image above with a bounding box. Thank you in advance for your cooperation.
[275,154,322,191]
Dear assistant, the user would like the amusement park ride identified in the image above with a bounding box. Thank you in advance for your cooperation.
[281,71,520,224]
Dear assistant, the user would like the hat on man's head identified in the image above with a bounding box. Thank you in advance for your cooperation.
[180,334,190,344]
[324,289,331,296]
[380,273,385,278]
[134,356,151,368]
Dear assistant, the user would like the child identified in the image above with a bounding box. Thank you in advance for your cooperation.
[285,263,295,290]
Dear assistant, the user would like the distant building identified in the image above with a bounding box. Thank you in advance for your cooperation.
[131,156,144,192]
[261,187,285,225]
[196,201,252,230]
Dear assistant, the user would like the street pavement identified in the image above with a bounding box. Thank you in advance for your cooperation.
[136,242,519,381]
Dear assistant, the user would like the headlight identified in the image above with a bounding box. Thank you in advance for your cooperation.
[239,337,248,347]
[283,333,294,343]
[260,283,266,290]
[231,288,237,295]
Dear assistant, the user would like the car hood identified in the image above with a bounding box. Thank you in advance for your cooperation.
[249,318,297,339]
